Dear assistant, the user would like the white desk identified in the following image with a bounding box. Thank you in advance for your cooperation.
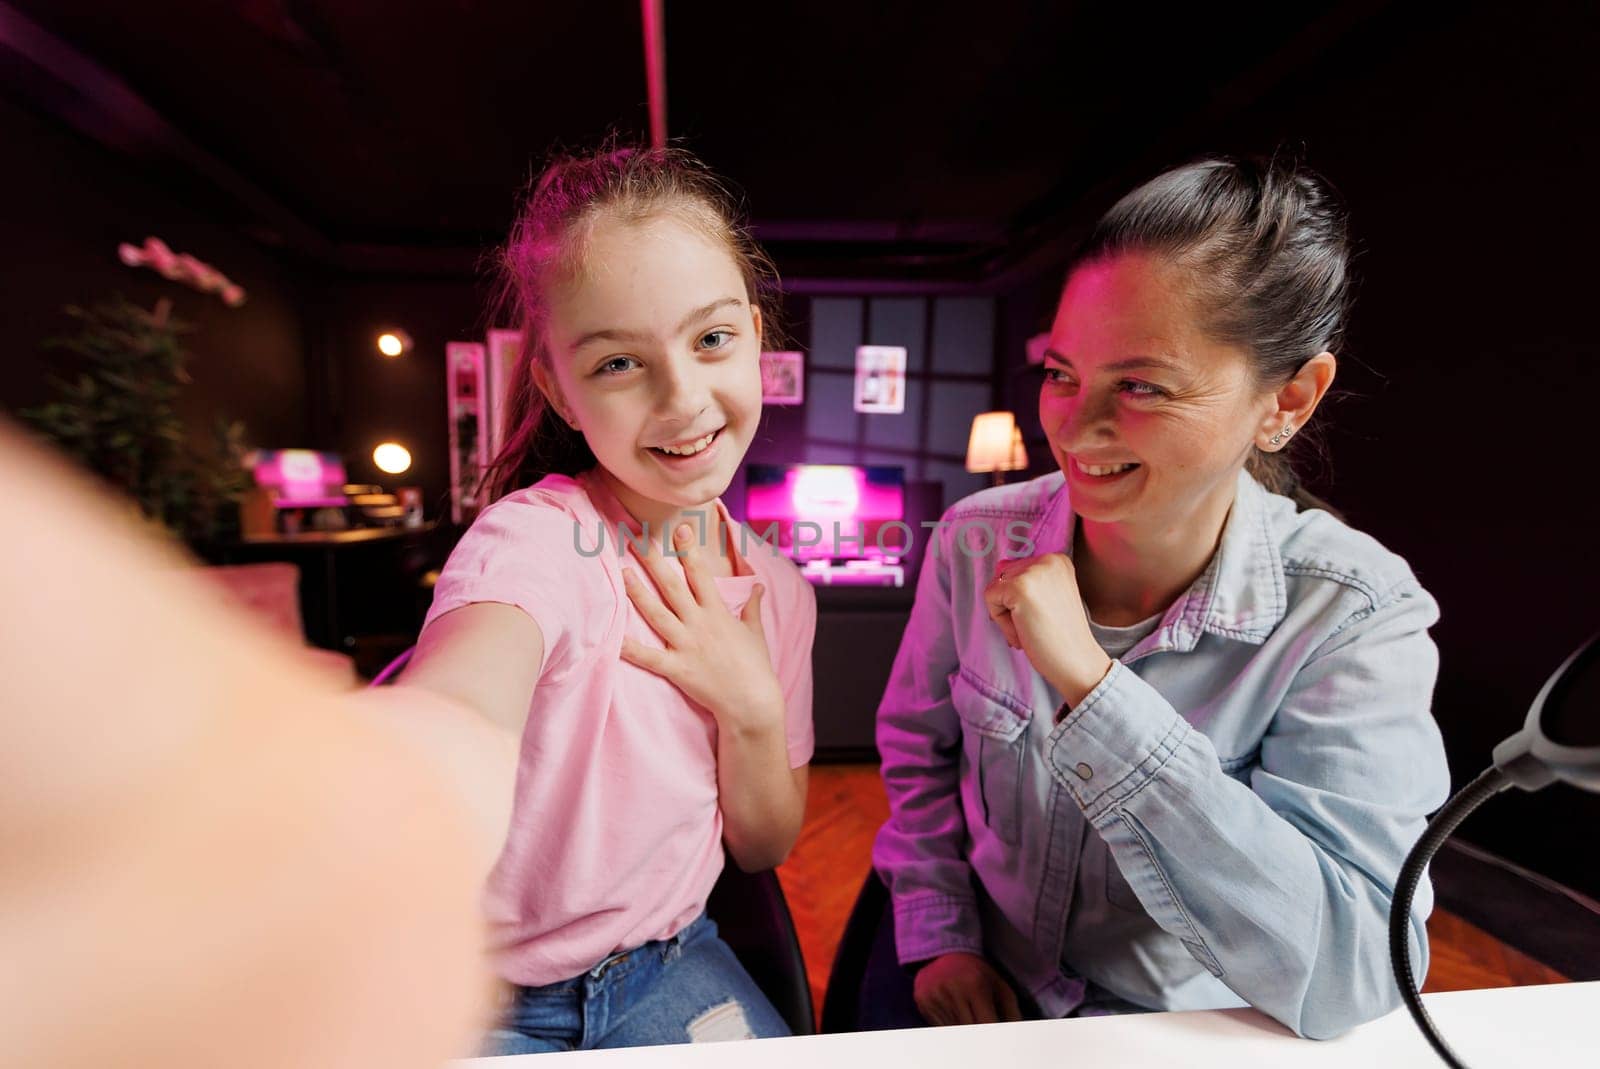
[455,981,1598,1066]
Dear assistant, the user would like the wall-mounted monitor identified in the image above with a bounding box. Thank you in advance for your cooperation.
[744,464,906,562]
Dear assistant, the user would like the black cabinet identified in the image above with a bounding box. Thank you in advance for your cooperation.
[202,523,451,653]
[811,585,915,761]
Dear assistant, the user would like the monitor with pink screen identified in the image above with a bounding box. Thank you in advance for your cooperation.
[251,449,349,509]
[743,464,906,562]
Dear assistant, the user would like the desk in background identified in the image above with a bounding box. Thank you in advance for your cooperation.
[456,981,1596,1067]
[205,522,444,653]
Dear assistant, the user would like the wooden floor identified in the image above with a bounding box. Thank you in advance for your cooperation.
[775,765,1566,1023]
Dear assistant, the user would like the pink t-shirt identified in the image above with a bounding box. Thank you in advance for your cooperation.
[422,470,815,986]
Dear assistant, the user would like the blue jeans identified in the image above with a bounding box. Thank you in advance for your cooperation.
[481,914,790,1055]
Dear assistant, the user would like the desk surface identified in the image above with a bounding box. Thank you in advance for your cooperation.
[454,981,1597,1066]
[237,521,438,546]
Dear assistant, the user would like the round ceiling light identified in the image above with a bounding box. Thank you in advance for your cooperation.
[373,442,412,475]
[377,330,413,357]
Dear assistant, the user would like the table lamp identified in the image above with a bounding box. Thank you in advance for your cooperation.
[966,411,1029,485]
[1390,631,1600,1067]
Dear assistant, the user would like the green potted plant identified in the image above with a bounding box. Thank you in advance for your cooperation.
[16,295,250,545]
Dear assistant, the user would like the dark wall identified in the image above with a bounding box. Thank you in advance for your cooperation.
[997,271,1061,478]
[996,4,1600,895]
[305,274,494,518]
[1281,5,1600,899]
[760,294,998,499]
[0,94,310,450]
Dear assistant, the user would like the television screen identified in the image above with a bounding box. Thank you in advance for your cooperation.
[744,464,905,561]
[251,449,349,509]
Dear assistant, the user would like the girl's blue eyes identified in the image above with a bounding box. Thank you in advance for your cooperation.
[597,356,640,375]
[592,331,734,376]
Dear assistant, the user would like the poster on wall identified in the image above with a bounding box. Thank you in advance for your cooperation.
[446,341,489,525]
[760,350,805,405]
[853,345,906,413]
[485,328,522,459]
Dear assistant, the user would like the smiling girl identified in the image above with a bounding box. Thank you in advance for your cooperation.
[396,146,815,1054]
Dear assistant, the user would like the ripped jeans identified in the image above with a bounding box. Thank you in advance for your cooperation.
[480,913,790,1055]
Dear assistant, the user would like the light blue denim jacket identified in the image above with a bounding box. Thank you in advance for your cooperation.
[872,469,1449,1039]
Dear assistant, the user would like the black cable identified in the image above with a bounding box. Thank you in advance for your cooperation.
[1390,766,1514,1069]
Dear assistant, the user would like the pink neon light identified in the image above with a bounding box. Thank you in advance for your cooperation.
[744,465,904,561]
[252,449,348,509]
[641,0,667,148]
[792,466,860,517]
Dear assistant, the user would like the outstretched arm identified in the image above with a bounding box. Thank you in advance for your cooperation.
[0,421,496,1069]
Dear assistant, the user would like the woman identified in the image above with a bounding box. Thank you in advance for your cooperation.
[870,156,1449,1040]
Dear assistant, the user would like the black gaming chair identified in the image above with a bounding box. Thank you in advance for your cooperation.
[819,868,891,1033]
[706,862,816,1035]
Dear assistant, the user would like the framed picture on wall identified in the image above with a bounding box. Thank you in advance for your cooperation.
[484,328,523,461]
[445,341,489,525]
[760,350,805,405]
[854,345,906,413]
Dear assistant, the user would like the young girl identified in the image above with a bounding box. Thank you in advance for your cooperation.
[396,146,816,1054]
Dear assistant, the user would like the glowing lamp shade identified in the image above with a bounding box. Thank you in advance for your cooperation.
[1009,425,1028,471]
[966,411,1026,473]
[373,442,412,475]
[377,330,412,357]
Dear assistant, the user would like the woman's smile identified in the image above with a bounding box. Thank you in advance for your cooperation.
[1068,456,1141,479]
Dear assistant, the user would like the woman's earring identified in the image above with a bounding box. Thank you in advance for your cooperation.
[1268,423,1295,447]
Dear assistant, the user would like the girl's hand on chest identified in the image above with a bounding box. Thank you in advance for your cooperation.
[619,523,785,730]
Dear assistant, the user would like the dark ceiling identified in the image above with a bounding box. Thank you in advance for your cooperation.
[2,0,1429,283]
